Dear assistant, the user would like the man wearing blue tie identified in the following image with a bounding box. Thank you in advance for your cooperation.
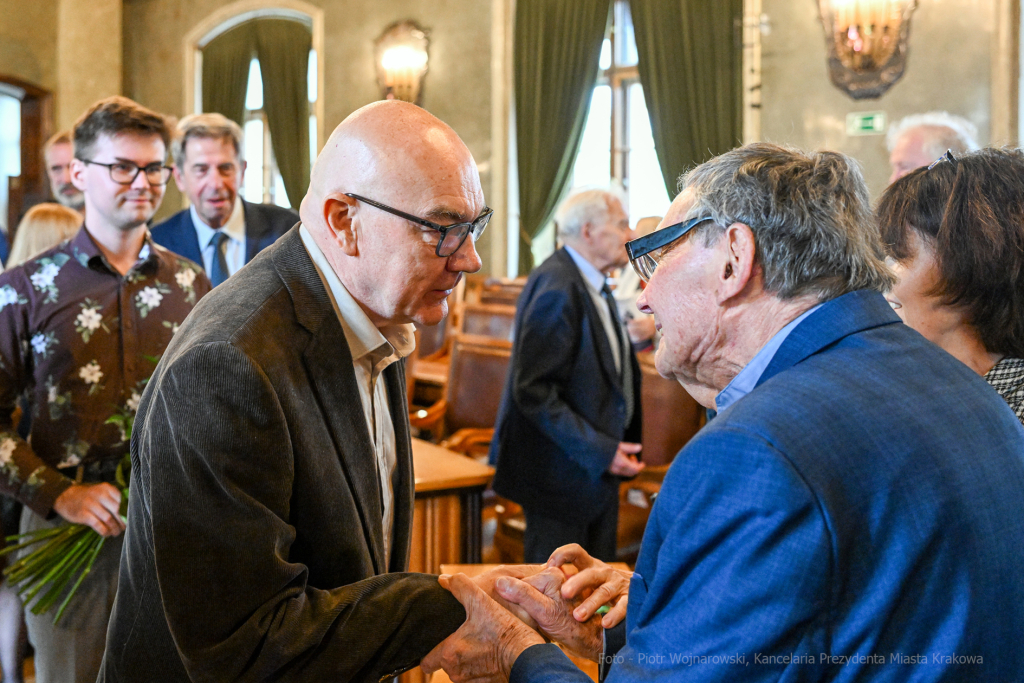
[150,113,297,286]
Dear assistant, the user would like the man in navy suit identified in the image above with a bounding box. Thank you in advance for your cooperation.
[425,144,1024,682]
[490,189,643,563]
[150,113,296,285]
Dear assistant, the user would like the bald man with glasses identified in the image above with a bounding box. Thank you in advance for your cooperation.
[100,100,492,683]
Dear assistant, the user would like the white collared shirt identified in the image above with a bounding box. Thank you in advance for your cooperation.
[299,225,415,565]
[190,197,247,276]
[564,245,622,372]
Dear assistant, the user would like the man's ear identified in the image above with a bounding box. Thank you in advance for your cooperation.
[171,165,186,194]
[70,158,88,192]
[324,194,359,256]
[717,222,757,303]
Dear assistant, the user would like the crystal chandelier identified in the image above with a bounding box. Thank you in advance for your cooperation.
[818,0,919,100]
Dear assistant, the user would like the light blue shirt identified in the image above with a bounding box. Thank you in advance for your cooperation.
[190,199,246,277]
[715,304,823,413]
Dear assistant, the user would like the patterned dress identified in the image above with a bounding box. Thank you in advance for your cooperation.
[0,227,211,514]
[984,357,1024,427]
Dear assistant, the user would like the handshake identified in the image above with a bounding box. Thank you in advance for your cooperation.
[422,544,632,683]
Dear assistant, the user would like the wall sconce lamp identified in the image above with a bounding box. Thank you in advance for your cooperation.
[375,20,429,105]
[818,0,918,100]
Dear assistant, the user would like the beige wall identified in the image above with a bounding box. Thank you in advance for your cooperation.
[123,0,496,268]
[0,0,59,90]
[759,0,996,197]
[0,0,123,129]
[57,0,123,130]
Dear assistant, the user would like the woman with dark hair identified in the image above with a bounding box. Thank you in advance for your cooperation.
[877,147,1024,424]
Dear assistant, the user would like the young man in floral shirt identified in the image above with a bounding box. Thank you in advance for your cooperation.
[0,96,210,683]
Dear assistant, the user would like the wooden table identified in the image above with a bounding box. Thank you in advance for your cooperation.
[402,441,494,683]
[409,438,494,574]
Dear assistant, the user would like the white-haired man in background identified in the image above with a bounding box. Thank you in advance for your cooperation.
[490,189,644,564]
[887,111,979,184]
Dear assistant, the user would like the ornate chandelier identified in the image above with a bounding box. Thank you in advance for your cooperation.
[818,0,919,100]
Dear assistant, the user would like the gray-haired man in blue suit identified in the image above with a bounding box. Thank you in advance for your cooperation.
[424,143,1024,683]
[150,113,296,285]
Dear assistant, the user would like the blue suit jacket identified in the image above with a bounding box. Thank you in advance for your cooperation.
[489,248,642,525]
[149,200,297,269]
[512,290,1024,682]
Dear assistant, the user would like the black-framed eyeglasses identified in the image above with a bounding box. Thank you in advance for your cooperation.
[78,159,172,186]
[345,193,492,258]
[625,216,715,282]
[927,149,956,170]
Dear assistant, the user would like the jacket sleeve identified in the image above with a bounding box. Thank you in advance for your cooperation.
[510,285,619,480]
[140,341,464,682]
[607,428,831,682]
[0,275,73,515]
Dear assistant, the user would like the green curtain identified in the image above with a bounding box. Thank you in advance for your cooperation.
[201,23,256,128]
[515,0,610,274]
[631,0,743,197]
[255,20,311,208]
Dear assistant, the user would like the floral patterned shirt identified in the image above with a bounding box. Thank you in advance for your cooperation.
[0,226,210,515]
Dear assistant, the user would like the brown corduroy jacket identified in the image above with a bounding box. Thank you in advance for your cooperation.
[99,226,465,683]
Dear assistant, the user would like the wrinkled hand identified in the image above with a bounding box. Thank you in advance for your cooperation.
[626,315,656,344]
[53,482,125,537]
[422,573,545,683]
[471,564,547,630]
[608,443,644,477]
[496,567,604,662]
[548,544,631,629]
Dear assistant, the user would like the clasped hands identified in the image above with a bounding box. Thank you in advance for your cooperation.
[421,544,631,683]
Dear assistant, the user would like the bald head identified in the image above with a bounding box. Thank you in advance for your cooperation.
[301,101,481,230]
[300,101,486,327]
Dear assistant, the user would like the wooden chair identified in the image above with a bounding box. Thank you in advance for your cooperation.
[480,276,526,306]
[458,302,516,341]
[636,352,705,466]
[615,354,705,562]
[409,278,469,398]
[412,334,513,441]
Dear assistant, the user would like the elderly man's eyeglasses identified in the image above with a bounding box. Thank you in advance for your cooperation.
[345,193,492,258]
[78,159,173,186]
[625,216,715,282]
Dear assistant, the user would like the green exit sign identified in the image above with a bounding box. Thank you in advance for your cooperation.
[846,112,887,136]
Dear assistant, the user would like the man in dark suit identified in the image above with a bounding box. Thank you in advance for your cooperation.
[490,190,643,563]
[150,113,296,285]
[99,101,493,681]
[424,144,1024,682]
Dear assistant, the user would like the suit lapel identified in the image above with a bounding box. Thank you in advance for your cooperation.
[183,211,205,265]
[273,229,388,573]
[558,249,622,392]
[384,360,414,572]
[243,201,269,263]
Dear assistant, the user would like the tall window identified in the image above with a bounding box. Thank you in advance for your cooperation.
[241,49,317,208]
[0,91,20,236]
[532,1,671,266]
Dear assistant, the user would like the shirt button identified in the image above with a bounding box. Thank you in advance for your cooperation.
[125,319,133,330]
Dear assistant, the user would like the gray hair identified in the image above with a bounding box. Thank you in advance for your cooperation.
[171,113,244,168]
[555,188,624,240]
[886,111,979,154]
[680,143,895,301]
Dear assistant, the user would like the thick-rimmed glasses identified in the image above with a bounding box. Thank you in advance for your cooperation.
[625,216,715,282]
[79,159,173,186]
[345,193,492,257]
